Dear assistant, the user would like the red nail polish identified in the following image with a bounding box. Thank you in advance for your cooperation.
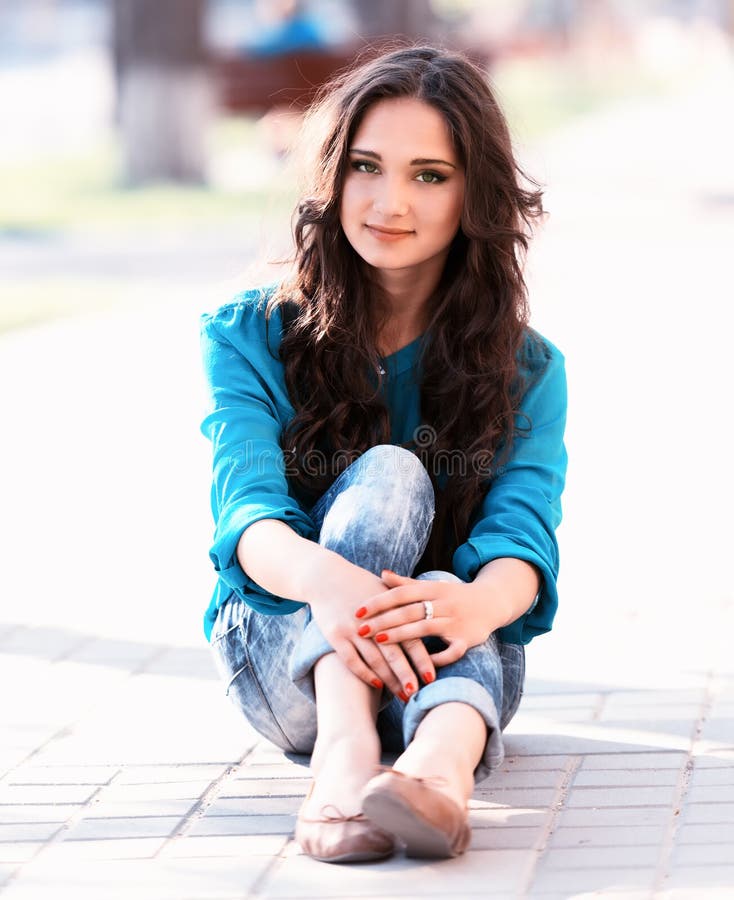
[371,678,383,689]
[357,625,370,637]
[375,633,388,643]
[398,691,408,702]
[355,607,367,619]
[405,682,415,694]
[423,672,435,684]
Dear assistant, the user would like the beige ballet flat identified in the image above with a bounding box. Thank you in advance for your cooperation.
[295,784,396,864]
[360,768,471,859]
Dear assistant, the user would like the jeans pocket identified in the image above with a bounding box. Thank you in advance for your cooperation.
[499,642,526,729]
[210,612,296,752]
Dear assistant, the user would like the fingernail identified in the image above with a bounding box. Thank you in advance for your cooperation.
[355,607,367,619]
[371,678,383,689]
[375,633,388,643]
[405,682,415,695]
[423,671,435,684]
[357,624,370,637]
[397,691,408,702]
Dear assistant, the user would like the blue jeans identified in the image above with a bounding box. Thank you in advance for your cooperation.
[210,444,525,784]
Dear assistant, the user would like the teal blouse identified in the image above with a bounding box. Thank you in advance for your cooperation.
[199,286,568,645]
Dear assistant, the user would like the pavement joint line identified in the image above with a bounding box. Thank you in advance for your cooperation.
[651,668,716,895]
[154,742,260,858]
[520,753,583,895]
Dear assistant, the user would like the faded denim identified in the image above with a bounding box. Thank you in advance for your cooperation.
[210,444,525,784]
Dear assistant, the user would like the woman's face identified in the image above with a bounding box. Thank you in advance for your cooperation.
[339,97,465,283]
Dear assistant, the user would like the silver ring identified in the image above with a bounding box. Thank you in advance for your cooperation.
[422,600,434,621]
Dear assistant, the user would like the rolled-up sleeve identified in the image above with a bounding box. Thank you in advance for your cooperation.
[200,312,315,613]
[452,338,568,645]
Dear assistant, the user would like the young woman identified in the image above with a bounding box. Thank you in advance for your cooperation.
[200,44,567,863]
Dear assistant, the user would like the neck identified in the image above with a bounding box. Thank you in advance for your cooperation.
[371,257,445,354]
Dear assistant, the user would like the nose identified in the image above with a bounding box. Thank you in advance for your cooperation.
[372,176,409,218]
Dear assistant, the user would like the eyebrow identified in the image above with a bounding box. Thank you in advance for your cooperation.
[348,148,457,169]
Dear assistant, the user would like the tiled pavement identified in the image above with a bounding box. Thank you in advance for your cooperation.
[2,63,734,899]
[1,626,733,899]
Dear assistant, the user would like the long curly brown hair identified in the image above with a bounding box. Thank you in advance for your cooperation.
[264,43,545,573]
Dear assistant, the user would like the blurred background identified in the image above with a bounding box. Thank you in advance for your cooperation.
[1,0,733,661]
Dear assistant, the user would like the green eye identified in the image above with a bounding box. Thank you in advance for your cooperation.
[416,171,446,184]
[351,160,378,174]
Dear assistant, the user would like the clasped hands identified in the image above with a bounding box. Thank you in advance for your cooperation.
[352,569,500,698]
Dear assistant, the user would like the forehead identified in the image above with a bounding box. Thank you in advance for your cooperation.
[350,97,457,159]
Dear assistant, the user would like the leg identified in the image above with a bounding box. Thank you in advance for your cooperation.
[362,570,526,857]
[209,597,317,753]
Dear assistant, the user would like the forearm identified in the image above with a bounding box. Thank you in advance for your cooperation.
[472,557,541,631]
[236,518,359,607]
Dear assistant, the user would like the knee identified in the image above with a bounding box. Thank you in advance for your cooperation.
[357,444,434,510]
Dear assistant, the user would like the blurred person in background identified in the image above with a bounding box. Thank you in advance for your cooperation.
[200,44,567,864]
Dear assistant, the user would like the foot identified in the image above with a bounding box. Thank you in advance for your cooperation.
[360,769,471,859]
[304,734,380,819]
[296,734,394,864]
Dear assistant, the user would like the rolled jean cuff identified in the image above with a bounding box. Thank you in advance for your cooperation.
[401,676,505,785]
[288,612,394,712]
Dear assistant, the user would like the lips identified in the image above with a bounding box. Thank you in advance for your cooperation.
[365,224,414,241]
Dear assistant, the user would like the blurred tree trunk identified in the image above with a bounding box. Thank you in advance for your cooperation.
[112,0,211,185]
[352,0,440,42]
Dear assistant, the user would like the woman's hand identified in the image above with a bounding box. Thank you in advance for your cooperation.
[354,570,511,669]
[307,563,437,700]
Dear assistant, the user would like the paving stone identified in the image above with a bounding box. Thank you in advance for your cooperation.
[114,764,230,785]
[260,848,536,897]
[63,816,183,841]
[69,639,161,666]
[690,766,734,786]
[557,806,670,828]
[41,837,166,861]
[6,766,119,786]
[0,806,81,825]
[672,843,734,866]
[504,730,685,756]
[480,769,565,790]
[573,768,681,787]
[538,844,661,869]
[0,857,272,900]
[84,799,199,819]
[0,822,63,842]
[189,814,294,836]
[218,778,310,798]
[500,755,570,772]
[472,787,558,808]
[162,834,288,857]
[699,717,734,745]
[469,807,550,829]
[686,783,734,803]
[690,750,734,767]
[0,842,44,863]
[0,627,89,659]
[527,867,654,894]
[566,785,677,808]
[681,803,734,824]
[549,825,665,848]
[96,781,213,802]
[675,822,734,844]
[0,784,99,804]
[468,826,540,849]
[661,866,734,890]
[580,753,686,770]
[232,764,309,781]
[521,692,604,709]
[205,796,301,816]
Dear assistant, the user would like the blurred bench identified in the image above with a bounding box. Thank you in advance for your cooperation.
[211,47,363,114]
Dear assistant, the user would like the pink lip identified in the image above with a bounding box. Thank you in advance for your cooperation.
[365,225,414,241]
